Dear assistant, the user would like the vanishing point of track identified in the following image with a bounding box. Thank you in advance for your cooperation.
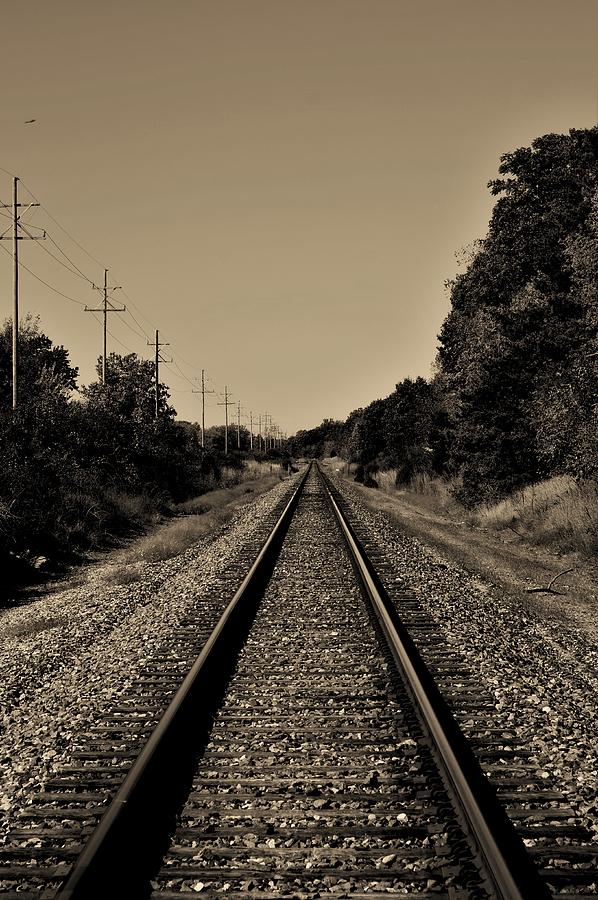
[1,464,597,898]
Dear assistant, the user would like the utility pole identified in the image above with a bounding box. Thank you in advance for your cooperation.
[258,414,262,452]
[217,386,234,455]
[0,176,46,409]
[85,269,125,385]
[147,330,171,418]
[265,413,272,450]
[236,400,244,450]
[249,411,254,452]
[192,369,214,449]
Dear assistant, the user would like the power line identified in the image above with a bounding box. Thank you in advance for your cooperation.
[1,173,281,435]
[119,312,151,343]
[44,232,96,284]
[217,386,235,455]
[119,288,160,335]
[147,330,171,418]
[84,269,125,384]
[160,361,200,388]
[171,359,197,389]
[0,243,87,306]
[192,369,215,448]
[33,235,95,283]
[0,177,46,408]
[2,177,205,390]
[125,306,153,342]
[17,175,107,271]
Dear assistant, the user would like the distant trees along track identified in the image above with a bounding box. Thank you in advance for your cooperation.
[0,464,595,899]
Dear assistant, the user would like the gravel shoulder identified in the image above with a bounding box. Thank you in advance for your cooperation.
[325,465,598,842]
[326,464,598,644]
[0,474,298,841]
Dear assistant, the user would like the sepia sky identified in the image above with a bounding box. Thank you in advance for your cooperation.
[1,0,597,434]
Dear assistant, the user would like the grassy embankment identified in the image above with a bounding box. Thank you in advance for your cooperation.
[111,461,287,578]
[329,460,598,556]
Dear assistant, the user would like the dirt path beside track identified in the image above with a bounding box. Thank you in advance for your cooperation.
[326,465,598,644]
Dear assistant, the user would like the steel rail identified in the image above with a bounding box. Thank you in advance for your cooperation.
[318,465,552,900]
[58,465,310,900]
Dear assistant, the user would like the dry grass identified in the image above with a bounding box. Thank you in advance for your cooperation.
[116,464,287,566]
[108,566,143,585]
[3,613,68,640]
[219,460,281,488]
[134,515,227,563]
[327,458,597,557]
[468,476,598,554]
[347,465,461,517]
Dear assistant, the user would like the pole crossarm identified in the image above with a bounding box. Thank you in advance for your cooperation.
[84,269,125,385]
[1,177,47,409]
[192,369,215,449]
[147,331,171,418]
[217,386,235,455]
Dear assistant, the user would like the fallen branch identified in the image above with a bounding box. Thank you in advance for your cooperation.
[525,567,575,595]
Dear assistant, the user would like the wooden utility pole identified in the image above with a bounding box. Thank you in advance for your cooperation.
[0,176,45,409]
[236,400,244,450]
[192,370,215,449]
[249,410,254,452]
[258,413,262,452]
[85,269,125,385]
[218,386,234,454]
[147,330,171,418]
[201,370,214,448]
[265,413,273,450]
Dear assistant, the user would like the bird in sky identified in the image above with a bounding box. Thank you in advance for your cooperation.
[24,119,36,124]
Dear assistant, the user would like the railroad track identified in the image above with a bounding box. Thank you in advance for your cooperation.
[1,463,596,898]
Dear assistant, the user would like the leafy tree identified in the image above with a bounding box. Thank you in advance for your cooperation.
[383,378,440,482]
[0,314,78,408]
[204,424,252,453]
[83,352,174,422]
[287,420,344,458]
[438,126,598,503]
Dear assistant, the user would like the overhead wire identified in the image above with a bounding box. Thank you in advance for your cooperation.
[125,306,153,342]
[16,175,107,271]
[118,289,160,334]
[0,172,273,428]
[0,243,87,307]
[171,359,198,389]
[44,232,96,284]
[117,314,150,344]
[33,237,96,284]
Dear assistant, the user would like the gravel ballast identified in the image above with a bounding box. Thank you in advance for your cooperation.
[329,472,598,849]
[2,463,597,895]
[0,475,298,843]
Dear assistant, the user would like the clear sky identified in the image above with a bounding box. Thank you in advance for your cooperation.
[1,0,597,434]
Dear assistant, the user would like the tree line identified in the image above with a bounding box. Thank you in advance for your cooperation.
[288,126,598,507]
[0,319,284,585]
